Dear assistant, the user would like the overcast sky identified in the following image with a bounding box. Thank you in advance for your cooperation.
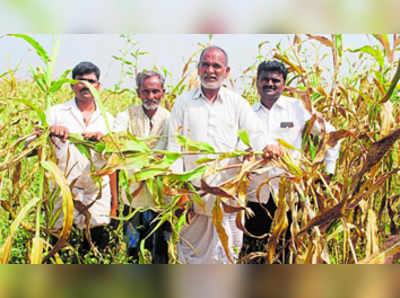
[0,34,380,92]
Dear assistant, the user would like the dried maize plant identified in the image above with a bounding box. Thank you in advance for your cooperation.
[238,34,400,263]
[1,34,400,264]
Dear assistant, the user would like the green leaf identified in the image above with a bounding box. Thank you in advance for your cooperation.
[40,160,74,263]
[238,129,251,147]
[335,34,343,57]
[175,134,215,153]
[0,196,41,264]
[152,152,181,167]
[169,165,208,182]
[133,168,169,182]
[74,143,92,160]
[195,157,216,164]
[347,45,384,68]
[49,78,75,93]
[84,82,112,134]
[0,70,12,79]
[9,34,50,64]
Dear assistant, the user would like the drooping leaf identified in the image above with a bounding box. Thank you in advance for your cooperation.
[41,160,74,263]
[0,196,41,264]
[212,200,234,263]
[9,34,50,64]
[306,34,333,48]
[347,45,384,68]
[380,59,400,103]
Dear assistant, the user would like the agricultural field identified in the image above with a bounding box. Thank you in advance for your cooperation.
[0,34,399,264]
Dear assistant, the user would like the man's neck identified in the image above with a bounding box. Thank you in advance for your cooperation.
[75,98,96,113]
[261,96,280,110]
[142,105,157,121]
[201,86,220,103]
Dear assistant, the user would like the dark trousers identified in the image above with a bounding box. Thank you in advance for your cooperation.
[243,196,292,263]
[123,207,171,264]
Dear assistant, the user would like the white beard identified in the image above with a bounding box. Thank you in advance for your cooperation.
[142,102,158,111]
[200,76,225,90]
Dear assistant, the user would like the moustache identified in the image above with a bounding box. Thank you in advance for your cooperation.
[143,99,159,105]
[263,86,276,91]
[80,87,90,93]
[204,75,218,80]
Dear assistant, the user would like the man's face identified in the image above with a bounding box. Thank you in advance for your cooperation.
[71,72,100,101]
[137,75,165,112]
[198,49,230,90]
[257,71,285,102]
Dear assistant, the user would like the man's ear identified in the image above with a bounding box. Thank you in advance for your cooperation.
[224,66,231,78]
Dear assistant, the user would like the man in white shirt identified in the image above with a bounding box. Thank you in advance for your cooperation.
[167,47,281,263]
[47,61,117,253]
[244,60,340,261]
[113,70,170,263]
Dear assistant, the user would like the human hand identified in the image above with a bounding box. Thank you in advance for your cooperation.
[82,131,104,141]
[50,125,70,143]
[262,144,284,160]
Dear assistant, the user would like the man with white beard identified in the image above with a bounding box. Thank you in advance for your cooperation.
[113,70,170,263]
[167,46,282,263]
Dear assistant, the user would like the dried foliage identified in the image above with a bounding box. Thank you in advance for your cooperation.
[0,34,400,263]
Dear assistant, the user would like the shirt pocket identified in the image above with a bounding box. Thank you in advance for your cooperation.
[273,122,299,144]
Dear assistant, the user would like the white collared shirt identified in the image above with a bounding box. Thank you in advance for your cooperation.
[46,98,115,228]
[247,95,340,203]
[167,87,271,215]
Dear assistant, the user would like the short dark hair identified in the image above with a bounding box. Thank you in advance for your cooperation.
[199,46,229,66]
[257,60,288,81]
[136,70,165,89]
[72,61,100,80]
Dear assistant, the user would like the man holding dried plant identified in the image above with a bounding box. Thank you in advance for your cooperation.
[47,61,117,253]
[113,70,170,263]
[167,46,282,264]
[244,60,340,261]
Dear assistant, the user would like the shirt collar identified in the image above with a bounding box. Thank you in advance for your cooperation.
[68,98,99,114]
[255,95,287,111]
[62,98,101,124]
[193,86,224,103]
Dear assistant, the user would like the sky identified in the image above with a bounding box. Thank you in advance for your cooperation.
[0,34,378,93]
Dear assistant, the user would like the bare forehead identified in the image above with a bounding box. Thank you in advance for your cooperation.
[141,75,163,88]
[200,48,227,65]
